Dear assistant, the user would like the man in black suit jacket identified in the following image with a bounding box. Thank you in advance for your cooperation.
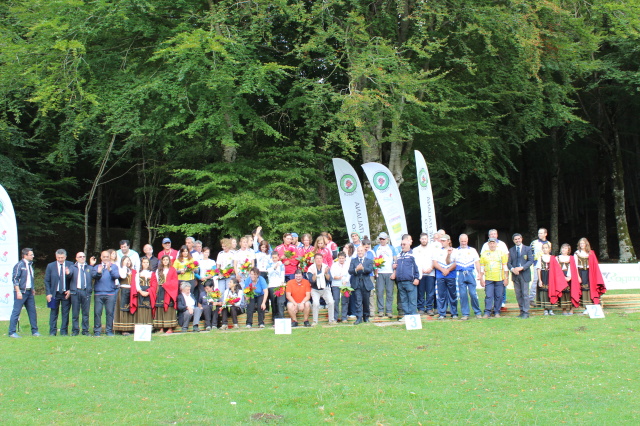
[507,233,535,318]
[348,245,374,324]
[69,252,98,336]
[44,249,74,336]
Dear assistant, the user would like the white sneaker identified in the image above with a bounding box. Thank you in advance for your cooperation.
[548,311,555,316]
[398,317,406,323]
[245,325,252,328]
[544,310,549,316]
[348,315,356,320]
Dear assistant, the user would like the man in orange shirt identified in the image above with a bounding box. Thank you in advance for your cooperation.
[286,269,311,327]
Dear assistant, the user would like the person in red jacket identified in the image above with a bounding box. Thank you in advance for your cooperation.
[151,255,179,333]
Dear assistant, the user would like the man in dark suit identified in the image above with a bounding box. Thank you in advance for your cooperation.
[8,248,40,338]
[69,252,98,336]
[507,233,535,318]
[348,245,374,324]
[44,249,74,336]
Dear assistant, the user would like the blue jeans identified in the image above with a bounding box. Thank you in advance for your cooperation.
[417,275,436,311]
[397,280,417,315]
[457,271,481,316]
[375,273,394,314]
[484,281,505,315]
[8,290,38,335]
[436,276,458,317]
[94,294,116,335]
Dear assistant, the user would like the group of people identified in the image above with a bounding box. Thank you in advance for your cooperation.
[7,227,607,338]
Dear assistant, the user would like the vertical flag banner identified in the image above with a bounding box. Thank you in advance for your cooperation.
[332,158,370,240]
[361,162,408,247]
[0,185,18,321]
[414,150,437,237]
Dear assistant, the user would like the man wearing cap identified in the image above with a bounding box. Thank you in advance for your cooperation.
[480,229,510,308]
[455,234,482,320]
[433,234,458,319]
[413,232,436,315]
[291,233,303,249]
[508,233,534,318]
[160,238,179,264]
[350,232,362,249]
[479,238,509,318]
[373,232,397,318]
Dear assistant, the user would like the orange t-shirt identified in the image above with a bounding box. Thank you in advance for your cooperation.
[286,278,311,303]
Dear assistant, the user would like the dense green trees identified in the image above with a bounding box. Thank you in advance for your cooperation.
[1,0,638,261]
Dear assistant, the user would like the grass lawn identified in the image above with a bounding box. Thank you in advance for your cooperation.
[2,293,639,424]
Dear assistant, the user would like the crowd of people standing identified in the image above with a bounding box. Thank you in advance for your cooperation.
[7,227,606,338]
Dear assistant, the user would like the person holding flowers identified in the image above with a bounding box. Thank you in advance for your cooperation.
[234,236,256,284]
[113,256,136,335]
[243,267,269,328]
[275,233,299,281]
[216,238,235,294]
[133,257,154,325]
[267,251,286,324]
[330,252,351,322]
[174,246,200,303]
[195,247,217,289]
[298,234,315,272]
[308,253,335,326]
[200,282,222,330]
[220,279,246,330]
[373,232,397,318]
[151,255,179,334]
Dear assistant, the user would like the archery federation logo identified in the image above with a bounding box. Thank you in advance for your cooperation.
[373,171,390,191]
[418,168,429,187]
[340,174,357,193]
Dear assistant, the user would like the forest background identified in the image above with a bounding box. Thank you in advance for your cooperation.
[1,0,639,263]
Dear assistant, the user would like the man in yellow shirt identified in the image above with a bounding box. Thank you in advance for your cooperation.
[479,238,508,318]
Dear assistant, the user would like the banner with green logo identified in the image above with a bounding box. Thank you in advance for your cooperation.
[332,158,370,241]
[361,162,408,247]
[414,150,437,238]
[0,185,18,321]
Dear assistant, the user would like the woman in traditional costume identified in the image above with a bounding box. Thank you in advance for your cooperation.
[133,257,154,325]
[152,255,179,333]
[114,256,136,335]
[572,238,607,314]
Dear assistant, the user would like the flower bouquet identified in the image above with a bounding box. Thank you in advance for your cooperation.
[239,259,253,275]
[219,296,241,314]
[207,266,221,278]
[243,283,256,300]
[373,255,385,270]
[340,286,354,298]
[184,260,199,274]
[274,283,287,297]
[284,250,296,259]
[298,251,315,269]
[206,289,221,304]
[221,264,234,278]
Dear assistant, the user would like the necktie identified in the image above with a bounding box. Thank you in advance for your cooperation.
[59,263,65,292]
[80,265,86,290]
[516,246,521,267]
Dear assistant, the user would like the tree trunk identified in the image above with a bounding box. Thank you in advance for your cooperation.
[524,160,537,241]
[132,164,143,252]
[550,130,559,254]
[610,129,636,262]
[84,134,116,253]
[597,146,609,260]
[93,185,103,254]
[361,113,384,240]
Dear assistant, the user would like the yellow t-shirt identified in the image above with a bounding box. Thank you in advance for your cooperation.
[174,258,196,281]
[479,250,507,282]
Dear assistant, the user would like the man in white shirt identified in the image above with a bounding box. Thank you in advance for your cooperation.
[116,240,140,271]
[330,252,350,322]
[455,234,482,320]
[529,228,551,305]
[413,233,436,315]
[8,248,40,338]
[373,232,397,318]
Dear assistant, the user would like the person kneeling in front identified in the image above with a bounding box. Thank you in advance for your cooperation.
[286,269,311,327]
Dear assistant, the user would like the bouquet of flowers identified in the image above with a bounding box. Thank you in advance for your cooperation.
[298,251,315,269]
[221,264,234,278]
[184,260,199,274]
[206,289,221,304]
[284,250,296,259]
[207,266,221,277]
[239,259,253,275]
[340,286,354,298]
[274,283,287,297]
[373,256,385,270]
[219,296,241,314]
[243,283,256,300]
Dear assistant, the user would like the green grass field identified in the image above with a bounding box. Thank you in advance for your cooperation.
[2,293,639,424]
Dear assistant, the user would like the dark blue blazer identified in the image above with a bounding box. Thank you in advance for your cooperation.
[348,257,374,291]
[44,260,74,295]
[69,263,98,293]
[507,245,535,281]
